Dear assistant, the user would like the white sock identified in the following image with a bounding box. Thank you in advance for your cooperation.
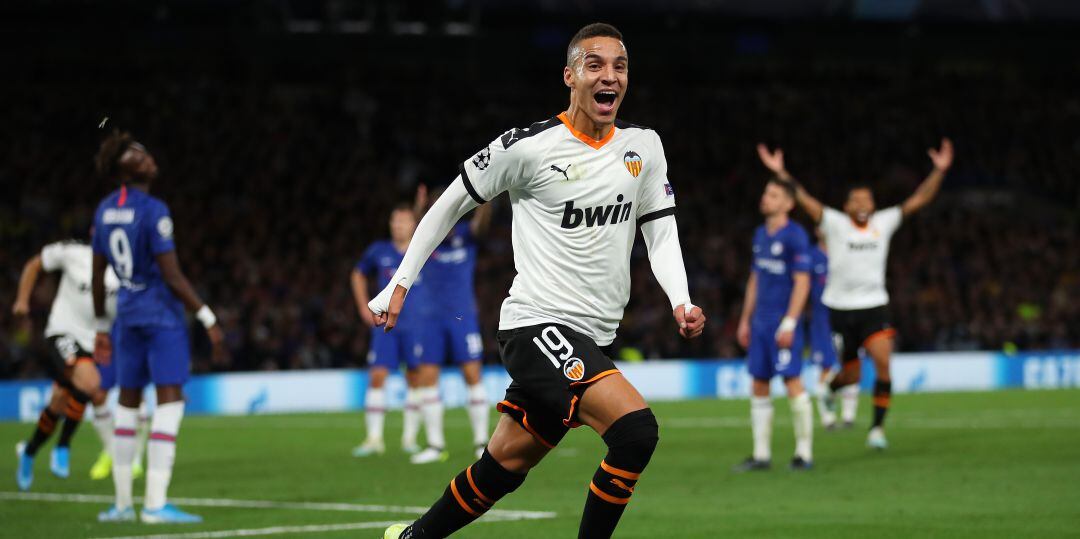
[134,405,151,467]
[420,386,445,450]
[91,405,113,455]
[364,388,386,443]
[841,384,859,423]
[750,397,773,462]
[466,383,489,446]
[790,393,813,461]
[402,388,421,448]
[815,380,836,425]
[144,401,184,511]
[112,406,138,510]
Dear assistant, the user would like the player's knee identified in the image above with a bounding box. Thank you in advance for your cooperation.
[602,408,659,471]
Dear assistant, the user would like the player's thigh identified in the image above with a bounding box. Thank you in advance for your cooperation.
[114,323,151,390]
[71,360,101,395]
[486,414,552,473]
[576,373,648,436]
[448,314,483,364]
[775,326,804,380]
[746,322,777,381]
[145,325,191,387]
[368,329,399,370]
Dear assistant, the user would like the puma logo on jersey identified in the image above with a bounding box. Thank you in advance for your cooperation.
[560,194,633,229]
[550,163,571,181]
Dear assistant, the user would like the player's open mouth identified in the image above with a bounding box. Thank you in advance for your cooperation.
[594,90,617,113]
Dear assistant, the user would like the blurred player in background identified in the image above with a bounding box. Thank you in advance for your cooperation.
[411,184,494,463]
[12,238,119,490]
[804,231,851,429]
[757,138,953,449]
[351,202,431,458]
[92,130,225,523]
[372,23,704,539]
[734,179,813,471]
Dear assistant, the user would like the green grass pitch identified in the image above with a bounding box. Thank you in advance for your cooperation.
[2,389,1078,538]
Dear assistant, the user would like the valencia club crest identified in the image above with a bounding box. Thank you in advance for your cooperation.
[623,151,643,178]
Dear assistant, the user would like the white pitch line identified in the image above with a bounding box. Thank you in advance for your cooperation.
[0,492,556,520]
[92,520,402,539]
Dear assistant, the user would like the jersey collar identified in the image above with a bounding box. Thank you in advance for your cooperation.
[557,112,617,150]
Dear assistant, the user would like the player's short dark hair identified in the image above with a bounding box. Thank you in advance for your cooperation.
[846,184,875,200]
[566,23,624,67]
[767,176,796,200]
[95,129,134,181]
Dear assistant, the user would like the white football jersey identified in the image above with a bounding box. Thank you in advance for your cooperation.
[41,242,119,351]
[818,206,903,310]
[460,113,676,345]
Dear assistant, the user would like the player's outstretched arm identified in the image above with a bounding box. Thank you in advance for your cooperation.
[776,272,810,349]
[156,251,226,362]
[350,269,375,327]
[756,143,824,223]
[91,253,112,364]
[736,273,757,349]
[901,137,953,217]
[640,215,705,339]
[369,177,480,330]
[12,254,43,318]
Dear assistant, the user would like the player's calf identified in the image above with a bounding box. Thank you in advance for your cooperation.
[579,408,659,539]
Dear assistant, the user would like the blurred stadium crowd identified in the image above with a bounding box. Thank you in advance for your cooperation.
[2,30,1078,379]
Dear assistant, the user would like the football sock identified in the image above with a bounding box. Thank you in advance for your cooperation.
[364,388,386,442]
[750,396,773,461]
[134,403,151,467]
[112,405,139,510]
[145,401,184,511]
[402,388,421,448]
[24,408,60,457]
[420,386,445,449]
[405,449,527,538]
[790,393,813,461]
[579,409,659,539]
[57,393,88,447]
[841,384,859,423]
[466,383,489,446]
[91,405,114,455]
[814,380,833,422]
[872,380,891,428]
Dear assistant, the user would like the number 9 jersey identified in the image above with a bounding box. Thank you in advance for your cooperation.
[92,185,185,328]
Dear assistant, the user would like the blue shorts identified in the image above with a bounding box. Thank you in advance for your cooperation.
[427,313,483,365]
[747,317,804,380]
[97,361,117,391]
[807,316,838,370]
[113,322,191,389]
[368,325,432,370]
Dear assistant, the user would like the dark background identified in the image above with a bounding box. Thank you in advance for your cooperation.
[2,0,1078,379]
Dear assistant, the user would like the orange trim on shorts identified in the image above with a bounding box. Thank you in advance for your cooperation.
[449,479,480,517]
[569,369,620,387]
[863,328,897,348]
[589,482,630,505]
[465,465,494,505]
[557,112,617,150]
[496,400,555,449]
[563,395,582,428]
[600,460,641,481]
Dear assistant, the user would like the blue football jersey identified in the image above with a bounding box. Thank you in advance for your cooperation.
[91,186,185,327]
[809,246,829,317]
[751,221,812,322]
[356,240,434,328]
[424,222,479,317]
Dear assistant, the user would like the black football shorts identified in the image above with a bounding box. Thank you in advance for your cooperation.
[827,306,896,363]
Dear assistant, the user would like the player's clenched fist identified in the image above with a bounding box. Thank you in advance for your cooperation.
[368,284,408,332]
[674,303,706,339]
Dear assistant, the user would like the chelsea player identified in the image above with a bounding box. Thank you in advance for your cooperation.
[91,131,225,523]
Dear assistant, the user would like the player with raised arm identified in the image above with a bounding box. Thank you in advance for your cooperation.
[411,185,495,463]
[734,179,814,471]
[12,238,119,490]
[91,130,226,523]
[373,23,704,539]
[351,202,431,458]
[756,138,953,449]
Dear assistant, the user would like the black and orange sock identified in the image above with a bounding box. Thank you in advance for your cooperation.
[872,379,892,428]
[579,409,659,539]
[406,449,527,538]
[57,394,88,447]
[24,409,60,456]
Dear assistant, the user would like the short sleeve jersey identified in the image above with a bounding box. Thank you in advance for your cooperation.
[750,221,811,322]
[458,113,676,346]
[92,186,185,327]
[425,222,479,317]
[818,206,903,310]
[356,240,434,329]
[41,241,120,350]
